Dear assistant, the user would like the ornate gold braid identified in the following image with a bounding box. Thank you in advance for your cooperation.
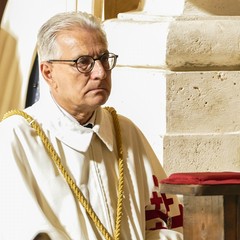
[2,107,124,240]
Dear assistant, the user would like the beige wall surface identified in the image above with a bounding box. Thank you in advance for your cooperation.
[0,0,79,119]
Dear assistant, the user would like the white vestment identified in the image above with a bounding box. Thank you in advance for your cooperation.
[0,92,183,240]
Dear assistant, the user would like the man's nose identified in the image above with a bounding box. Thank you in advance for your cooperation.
[91,60,107,79]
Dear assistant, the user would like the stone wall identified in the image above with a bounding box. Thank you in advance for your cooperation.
[104,0,240,174]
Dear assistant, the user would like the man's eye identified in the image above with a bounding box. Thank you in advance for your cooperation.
[78,57,92,66]
[101,54,109,62]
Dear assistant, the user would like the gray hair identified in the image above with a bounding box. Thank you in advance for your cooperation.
[37,11,108,61]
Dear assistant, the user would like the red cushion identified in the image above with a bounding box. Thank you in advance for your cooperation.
[160,172,240,185]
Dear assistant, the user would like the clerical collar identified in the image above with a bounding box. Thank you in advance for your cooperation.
[83,111,95,128]
[51,94,95,128]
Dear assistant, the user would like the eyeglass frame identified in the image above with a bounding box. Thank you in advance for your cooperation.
[47,52,118,73]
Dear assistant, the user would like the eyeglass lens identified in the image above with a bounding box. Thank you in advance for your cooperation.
[76,53,116,73]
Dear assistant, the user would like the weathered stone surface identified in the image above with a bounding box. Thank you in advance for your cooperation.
[163,133,240,175]
[167,71,240,133]
[167,18,240,70]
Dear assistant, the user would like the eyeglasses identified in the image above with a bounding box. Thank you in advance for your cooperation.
[48,52,118,73]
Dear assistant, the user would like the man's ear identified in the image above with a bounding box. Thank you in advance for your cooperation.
[40,61,53,86]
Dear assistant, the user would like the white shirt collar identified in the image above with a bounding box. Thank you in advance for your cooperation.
[51,93,96,128]
[27,91,113,152]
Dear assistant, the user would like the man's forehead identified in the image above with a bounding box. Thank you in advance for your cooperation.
[56,29,106,46]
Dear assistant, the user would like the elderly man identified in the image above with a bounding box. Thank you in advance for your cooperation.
[0,11,183,240]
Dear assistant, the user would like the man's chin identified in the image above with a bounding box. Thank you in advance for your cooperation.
[90,96,109,108]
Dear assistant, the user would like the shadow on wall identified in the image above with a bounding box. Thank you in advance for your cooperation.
[104,0,140,19]
[0,0,8,23]
[188,0,240,15]
[0,28,22,119]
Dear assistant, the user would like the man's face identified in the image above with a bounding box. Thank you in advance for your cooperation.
[41,28,111,117]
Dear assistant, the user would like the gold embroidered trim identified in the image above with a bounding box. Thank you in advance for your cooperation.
[2,107,124,240]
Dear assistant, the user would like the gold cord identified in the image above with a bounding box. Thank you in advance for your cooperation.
[2,107,124,240]
[104,107,124,240]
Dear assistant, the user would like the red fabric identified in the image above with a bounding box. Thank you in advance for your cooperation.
[160,172,240,185]
[145,175,183,230]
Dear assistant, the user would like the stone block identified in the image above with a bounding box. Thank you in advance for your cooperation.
[163,133,240,175]
[167,71,240,133]
[167,18,240,70]
[104,14,240,70]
